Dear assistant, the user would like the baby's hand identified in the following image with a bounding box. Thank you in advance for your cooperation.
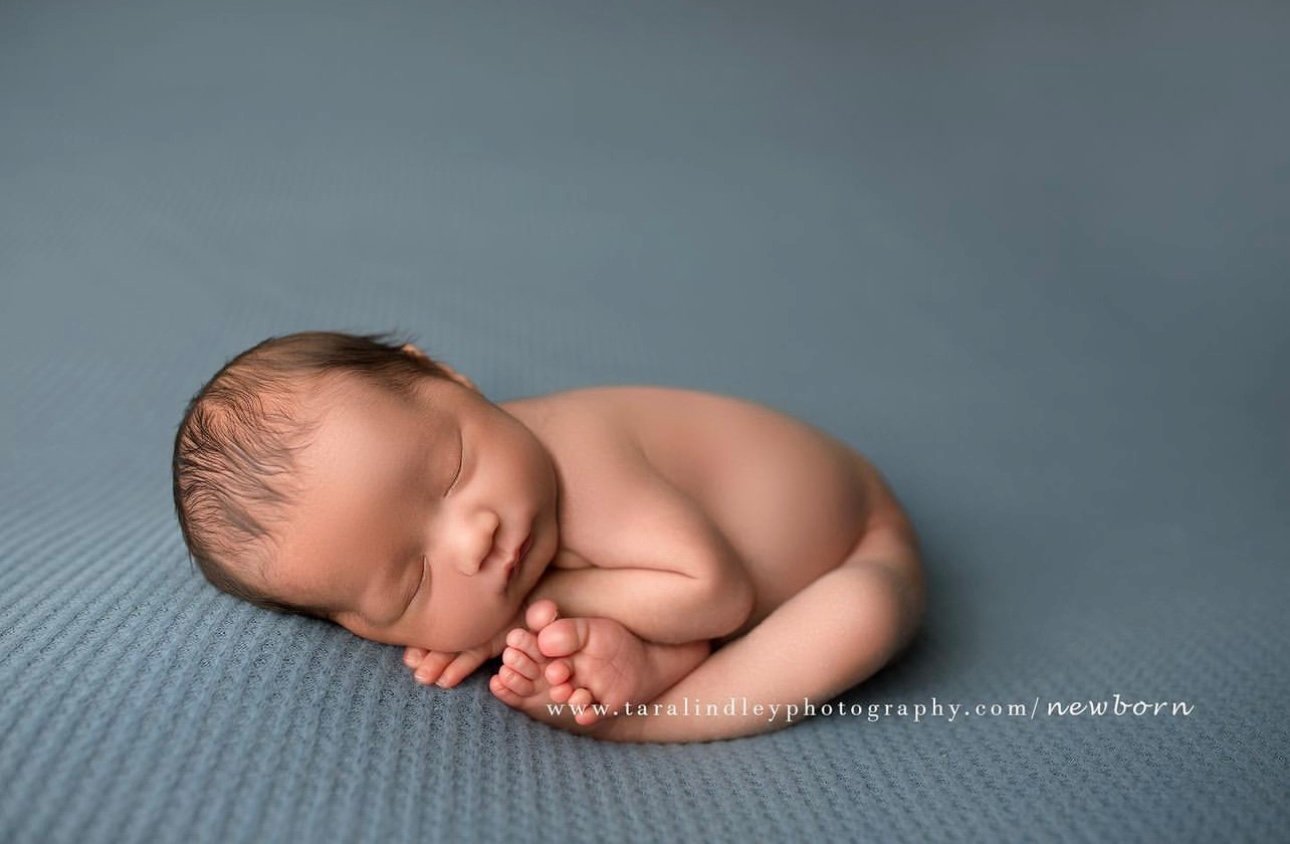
[401,605,527,688]
[402,644,494,689]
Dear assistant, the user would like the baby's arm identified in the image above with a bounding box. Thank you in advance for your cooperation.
[525,467,756,646]
[401,547,748,689]
[484,491,759,726]
[524,560,754,645]
[401,549,748,690]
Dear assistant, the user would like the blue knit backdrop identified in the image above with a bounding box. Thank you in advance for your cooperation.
[1,0,1287,841]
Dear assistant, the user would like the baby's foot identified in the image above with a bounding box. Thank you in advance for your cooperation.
[489,599,659,729]
[489,600,594,731]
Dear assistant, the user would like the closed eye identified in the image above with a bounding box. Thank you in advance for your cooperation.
[406,554,428,612]
[445,429,463,496]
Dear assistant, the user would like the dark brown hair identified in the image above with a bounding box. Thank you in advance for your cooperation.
[171,330,455,620]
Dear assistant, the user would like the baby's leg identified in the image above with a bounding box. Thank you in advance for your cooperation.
[596,520,924,743]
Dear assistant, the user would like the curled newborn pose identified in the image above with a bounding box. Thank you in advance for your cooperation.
[173,331,925,743]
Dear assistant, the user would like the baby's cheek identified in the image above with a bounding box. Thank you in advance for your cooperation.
[418,610,498,653]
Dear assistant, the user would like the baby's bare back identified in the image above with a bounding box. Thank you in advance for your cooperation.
[505,385,902,637]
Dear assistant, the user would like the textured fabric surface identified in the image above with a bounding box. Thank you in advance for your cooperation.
[2,1,1287,841]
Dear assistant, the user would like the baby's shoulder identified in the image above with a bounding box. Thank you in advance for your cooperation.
[506,385,644,458]
[523,384,719,447]
[508,384,689,459]
[514,387,724,568]
[522,387,664,507]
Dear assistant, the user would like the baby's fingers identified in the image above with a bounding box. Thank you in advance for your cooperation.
[403,646,428,669]
[436,650,489,689]
[412,651,455,686]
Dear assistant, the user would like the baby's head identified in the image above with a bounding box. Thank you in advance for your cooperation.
[172,330,558,652]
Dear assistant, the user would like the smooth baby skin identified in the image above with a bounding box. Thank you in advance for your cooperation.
[269,343,924,742]
[490,386,923,741]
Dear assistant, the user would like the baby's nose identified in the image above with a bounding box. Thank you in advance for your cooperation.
[452,514,501,576]
[452,545,489,576]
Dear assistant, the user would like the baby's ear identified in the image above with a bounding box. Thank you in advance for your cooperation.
[438,363,479,394]
[402,343,479,393]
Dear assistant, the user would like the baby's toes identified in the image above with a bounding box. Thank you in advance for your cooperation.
[524,598,559,632]
[536,618,590,660]
[549,681,574,704]
[489,674,526,708]
[544,659,572,687]
[403,646,427,669]
[502,641,541,680]
[496,665,536,696]
[567,687,602,726]
[505,627,544,665]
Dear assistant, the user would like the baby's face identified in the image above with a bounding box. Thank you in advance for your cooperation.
[264,374,558,652]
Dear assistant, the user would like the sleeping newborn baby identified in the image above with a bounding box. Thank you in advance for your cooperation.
[172,331,926,743]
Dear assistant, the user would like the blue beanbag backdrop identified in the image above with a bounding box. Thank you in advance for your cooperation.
[1,1,1286,841]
